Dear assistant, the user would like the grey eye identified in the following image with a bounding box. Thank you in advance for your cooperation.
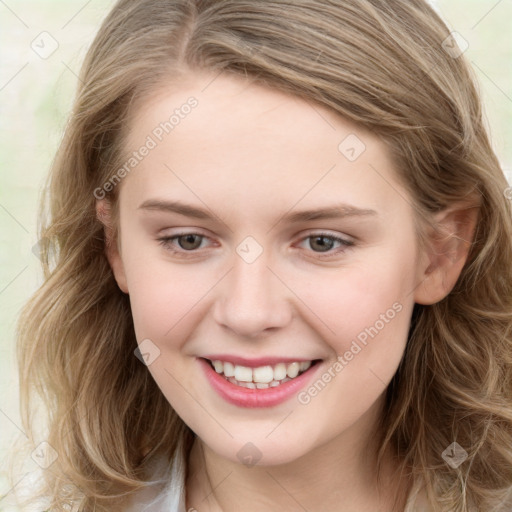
[177,234,203,250]
[308,236,336,252]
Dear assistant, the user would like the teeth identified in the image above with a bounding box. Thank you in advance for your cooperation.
[223,361,235,377]
[287,362,300,378]
[234,365,253,382]
[253,365,274,383]
[273,363,287,381]
[209,359,313,387]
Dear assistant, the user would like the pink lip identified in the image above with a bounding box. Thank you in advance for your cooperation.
[201,354,315,368]
[198,357,322,408]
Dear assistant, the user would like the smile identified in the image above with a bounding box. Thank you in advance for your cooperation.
[199,357,322,408]
[207,359,313,389]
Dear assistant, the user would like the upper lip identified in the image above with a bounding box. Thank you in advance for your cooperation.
[201,354,320,368]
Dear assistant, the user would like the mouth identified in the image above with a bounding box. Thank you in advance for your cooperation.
[201,357,322,389]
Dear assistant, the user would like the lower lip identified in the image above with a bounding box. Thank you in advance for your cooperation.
[198,358,322,408]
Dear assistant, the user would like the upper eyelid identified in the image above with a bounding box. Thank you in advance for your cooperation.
[158,231,353,251]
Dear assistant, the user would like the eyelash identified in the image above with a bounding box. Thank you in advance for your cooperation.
[157,232,354,259]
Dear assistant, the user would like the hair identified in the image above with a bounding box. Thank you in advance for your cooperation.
[11,0,512,510]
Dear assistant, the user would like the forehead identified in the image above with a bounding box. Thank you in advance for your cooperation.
[120,71,410,222]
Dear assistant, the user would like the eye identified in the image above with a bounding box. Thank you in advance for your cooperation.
[156,231,354,258]
[298,233,354,256]
[157,232,210,253]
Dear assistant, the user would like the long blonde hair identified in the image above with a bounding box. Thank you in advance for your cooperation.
[12,0,512,510]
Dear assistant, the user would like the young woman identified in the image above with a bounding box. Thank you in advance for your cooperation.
[13,0,512,510]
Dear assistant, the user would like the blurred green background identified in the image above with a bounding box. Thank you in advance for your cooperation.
[0,0,511,509]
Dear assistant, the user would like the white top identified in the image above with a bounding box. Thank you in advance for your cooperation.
[124,450,187,512]
[124,445,431,512]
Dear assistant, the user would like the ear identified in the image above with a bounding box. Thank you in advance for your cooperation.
[96,199,129,294]
[414,202,479,305]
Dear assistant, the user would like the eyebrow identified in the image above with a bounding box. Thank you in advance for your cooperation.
[138,199,378,223]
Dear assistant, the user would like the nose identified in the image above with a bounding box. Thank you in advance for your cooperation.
[212,251,293,338]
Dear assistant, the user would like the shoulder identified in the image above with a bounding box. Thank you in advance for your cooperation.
[124,450,187,512]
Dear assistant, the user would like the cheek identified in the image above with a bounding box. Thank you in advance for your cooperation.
[292,249,415,348]
[289,253,415,429]
[121,242,219,353]
[288,247,416,401]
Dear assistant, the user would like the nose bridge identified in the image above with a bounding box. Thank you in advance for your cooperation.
[213,247,292,337]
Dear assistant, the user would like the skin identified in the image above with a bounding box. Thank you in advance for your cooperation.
[98,70,476,512]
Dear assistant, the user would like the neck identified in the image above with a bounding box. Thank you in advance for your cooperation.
[185,397,410,512]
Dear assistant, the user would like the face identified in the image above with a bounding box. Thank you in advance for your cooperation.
[106,71,427,466]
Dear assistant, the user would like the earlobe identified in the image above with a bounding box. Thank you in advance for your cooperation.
[414,203,479,305]
[96,199,129,294]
